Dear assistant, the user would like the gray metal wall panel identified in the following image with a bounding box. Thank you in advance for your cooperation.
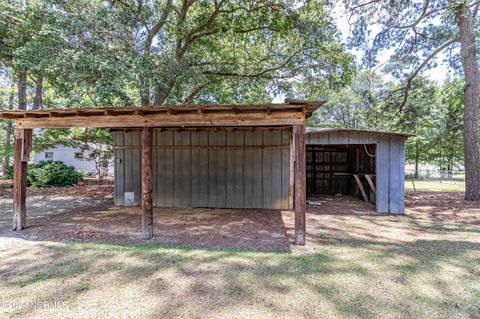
[156,131,166,206]
[375,136,390,213]
[281,130,291,209]
[272,131,282,209]
[252,131,264,208]
[216,131,227,207]
[198,131,209,207]
[114,132,124,205]
[262,131,273,209]
[164,131,174,207]
[132,131,142,205]
[234,131,245,208]
[208,131,218,207]
[225,131,236,208]
[388,136,406,213]
[114,128,291,209]
[244,131,254,208]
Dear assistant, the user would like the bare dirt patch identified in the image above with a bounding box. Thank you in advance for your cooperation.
[405,191,480,224]
[0,185,289,250]
[0,188,478,252]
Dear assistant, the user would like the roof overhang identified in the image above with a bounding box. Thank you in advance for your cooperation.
[306,127,414,138]
[1,100,325,129]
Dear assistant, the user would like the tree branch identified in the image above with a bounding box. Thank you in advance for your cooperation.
[396,38,457,111]
[144,0,173,55]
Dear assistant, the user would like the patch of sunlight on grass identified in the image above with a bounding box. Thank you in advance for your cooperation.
[1,223,479,318]
[405,180,465,192]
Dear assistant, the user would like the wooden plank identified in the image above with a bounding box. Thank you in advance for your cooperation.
[141,127,153,239]
[272,130,282,209]
[293,125,306,245]
[252,131,263,208]
[13,128,30,231]
[281,130,291,209]
[16,112,307,129]
[353,174,369,202]
[375,137,390,213]
[164,131,174,207]
[364,174,376,194]
[262,130,273,209]
[21,129,32,162]
[389,136,406,214]
[208,131,218,207]
[243,130,254,208]
[4,102,322,119]
[216,130,227,207]
[234,130,245,208]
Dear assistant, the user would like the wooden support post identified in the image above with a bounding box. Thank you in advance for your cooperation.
[13,128,31,231]
[293,124,306,245]
[141,127,153,239]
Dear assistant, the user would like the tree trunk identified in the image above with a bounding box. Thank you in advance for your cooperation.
[18,70,27,111]
[140,78,150,107]
[32,76,43,110]
[456,3,480,200]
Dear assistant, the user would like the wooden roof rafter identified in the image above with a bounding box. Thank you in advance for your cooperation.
[1,100,325,129]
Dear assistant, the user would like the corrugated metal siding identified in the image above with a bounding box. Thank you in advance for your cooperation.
[307,130,406,214]
[114,128,292,209]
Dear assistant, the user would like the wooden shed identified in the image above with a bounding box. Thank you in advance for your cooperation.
[0,102,413,246]
[1,100,321,245]
[305,128,413,214]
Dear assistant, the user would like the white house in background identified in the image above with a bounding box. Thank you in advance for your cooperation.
[34,144,113,175]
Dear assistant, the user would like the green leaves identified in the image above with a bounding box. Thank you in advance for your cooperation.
[1,0,354,106]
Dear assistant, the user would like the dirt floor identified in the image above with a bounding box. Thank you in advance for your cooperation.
[1,185,478,251]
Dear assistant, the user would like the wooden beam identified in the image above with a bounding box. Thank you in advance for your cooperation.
[353,174,369,202]
[141,127,153,239]
[293,124,306,245]
[364,174,376,194]
[13,128,31,231]
[16,112,306,129]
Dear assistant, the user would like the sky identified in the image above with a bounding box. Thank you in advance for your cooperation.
[274,5,453,103]
[333,9,452,83]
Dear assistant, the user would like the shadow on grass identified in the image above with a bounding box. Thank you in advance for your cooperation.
[1,236,479,318]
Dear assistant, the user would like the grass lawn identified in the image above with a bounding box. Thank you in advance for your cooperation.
[405,180,465,192]
[1,207,479,318]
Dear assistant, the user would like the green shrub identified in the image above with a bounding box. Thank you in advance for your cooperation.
[28,161,84,187]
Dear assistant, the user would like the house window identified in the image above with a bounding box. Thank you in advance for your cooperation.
[74,152,84,160]
[44,152,54,160]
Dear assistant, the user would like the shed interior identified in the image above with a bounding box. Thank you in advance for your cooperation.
[306,144,376,202]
